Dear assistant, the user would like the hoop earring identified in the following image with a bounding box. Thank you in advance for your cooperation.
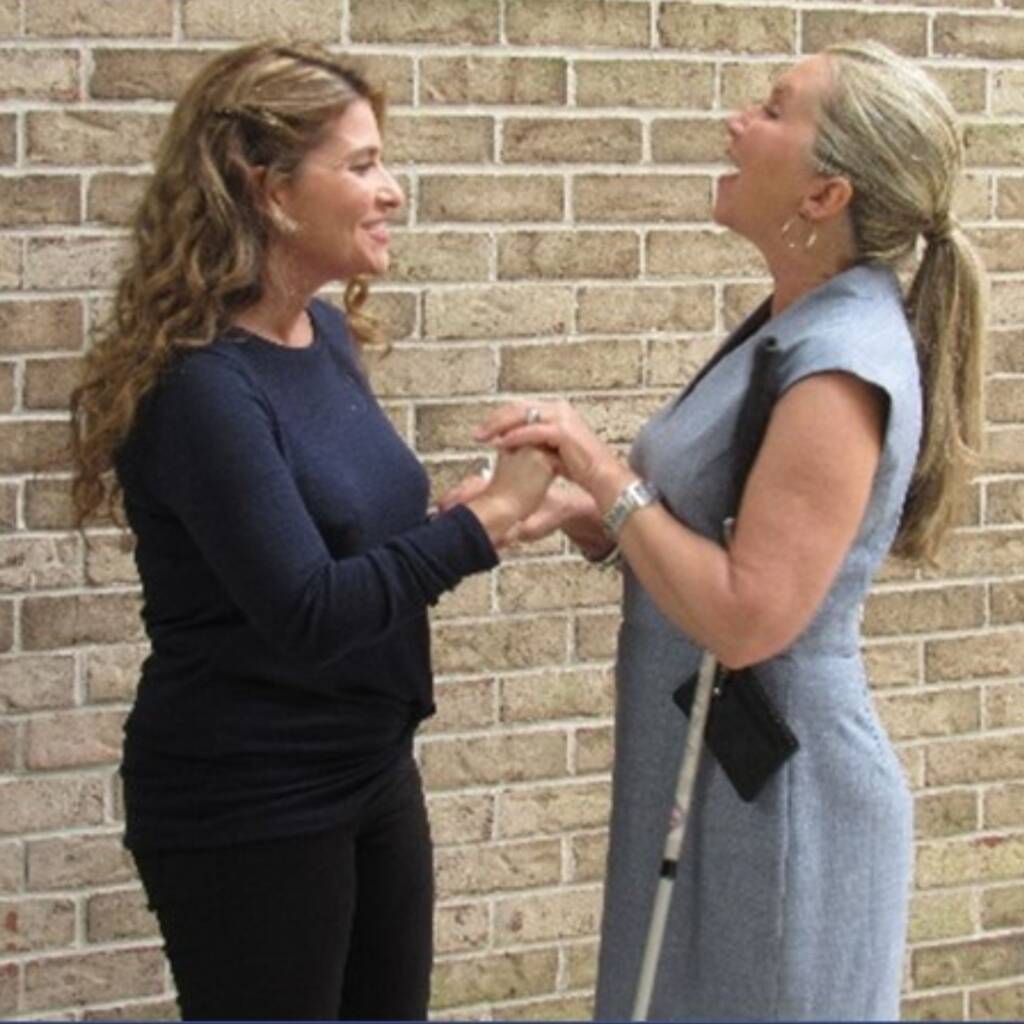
[780,215,818,251]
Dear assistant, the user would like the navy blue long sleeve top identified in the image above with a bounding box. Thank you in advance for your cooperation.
[116,299,497,851]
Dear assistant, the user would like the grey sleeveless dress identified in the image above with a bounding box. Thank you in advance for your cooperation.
[594,264,920,1022]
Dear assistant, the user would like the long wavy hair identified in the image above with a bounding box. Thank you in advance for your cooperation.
[815,42,987,563]
[70,42,385,525]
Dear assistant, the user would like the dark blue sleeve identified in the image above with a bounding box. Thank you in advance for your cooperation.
[148,353,497,667]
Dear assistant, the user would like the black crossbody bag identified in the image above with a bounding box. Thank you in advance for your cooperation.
[669,334,799,803]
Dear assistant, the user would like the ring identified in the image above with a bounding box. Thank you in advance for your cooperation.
[525,407,542,425]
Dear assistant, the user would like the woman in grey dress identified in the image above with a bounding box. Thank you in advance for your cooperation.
[463,42,987,1021]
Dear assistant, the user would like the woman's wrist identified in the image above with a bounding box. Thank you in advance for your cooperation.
[464,492,519,549]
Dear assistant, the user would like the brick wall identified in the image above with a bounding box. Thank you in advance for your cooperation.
[0,0,1021,1018]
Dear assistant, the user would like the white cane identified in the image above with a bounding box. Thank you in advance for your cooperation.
[630,647,717,1021]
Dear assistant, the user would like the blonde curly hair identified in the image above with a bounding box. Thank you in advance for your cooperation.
[70,41,385,524]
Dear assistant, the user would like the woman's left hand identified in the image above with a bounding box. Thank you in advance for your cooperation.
[475,400,622,498]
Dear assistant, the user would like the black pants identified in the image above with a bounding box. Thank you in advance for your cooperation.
[133,761,433,1021]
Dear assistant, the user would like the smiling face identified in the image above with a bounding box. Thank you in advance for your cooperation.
[267,98,403,287]
[714,54,835,250]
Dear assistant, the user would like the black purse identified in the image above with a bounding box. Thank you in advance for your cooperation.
[672,666,798,802]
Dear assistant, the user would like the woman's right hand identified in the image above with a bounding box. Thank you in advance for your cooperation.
[464,446,557,550]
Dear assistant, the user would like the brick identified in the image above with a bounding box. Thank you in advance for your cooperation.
[983,427,1024,473]
[925,629,1024,682]
[985,783,1024,829]
[993,279,1024,328]
[652,118,729,164]
[864,585,985,637]
[0,962,14,1016]
[27,834,135,890]
[954,172,991,220]
[0,362,13,413]
[802,11,927,57]
[982,340,1020,388]
[432,949,558,1010]
[425,285,571,342]
[936,15,1024,60]
[498,668,611,724]
[0,114,14,165]
[575,610,620,661]
[0,655,73,712]
[423,456,489,499]
[82,645,144,704]
[933,66,988,116]
[0,421,70,474]
[915,789,978,840]
[23,354,82,410]
[435,902,488,956]
[27,0,173,37]
[426,793,495,845]
[422,56,564,105]
[987,681,1024,729]
[498,780,610,838]
[182,0,339,39]
[565,939,599,989]
[432,572,491,621]
[351,0,495,44]
[720,61,788,111]
[504,118,641,165]
[85,173,148,226]
[422,679,495,736]
[574,174,711,225]
[420,730,567,790]
[390,231,491,283]
[0,536,80,593]
[659,3,794,54]
[25,236,130,291]
[335,53,413,105]
[578,285,715,334]
[0,897,75,953]
[420,174,563,223]
[0,175,79,228]
[495,887,601,945]
[499,561,619,613]
[0,48,78,100]
[27,111,165,166]
[89,48,207,101]
[647,336,718,389]
[362,289,416,342]
[997,178,1024,220]
[506,0,648,48]
[0,601,11,653]
[501,995,594,1021]
[435,838,560,898]
[971,227,1024,274]
[388,115,492,164]
[982,883,1024,930]
[862,641,919,689]
[909,890,974,943]
[928,530,1024,580]
[576,724,613,774]
[926,735,1024,785]
[24,947,165,1012]
[22,592,143,650]
[82,999,180,1021]
[23,477,75,530]
[0,720,15,772]
[971,983,1024,1022]
[965,123,1024,169]
[0,844,19,897]
[0,777,105,837]
[0,236,20,288]
[902,992,965,1021]
[0,300,82,355]
[988,377,1024,423]
[83,533,136,587]
[0,0,16,35]
[647,229,762,278]
[366,344,495,400]
[26,709,125,770]
[498,230,637,282]
[87,888,158,943]
[576,60,713,110]
[433,617,567,675]
[0,482,14,532]
[913,934,1024,988]
[500,338,642,393]
[565,833,605,886]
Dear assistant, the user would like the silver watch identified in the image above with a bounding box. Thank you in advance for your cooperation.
[602,479,660,539]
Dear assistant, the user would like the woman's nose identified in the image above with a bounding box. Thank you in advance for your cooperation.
[379,166,404,210]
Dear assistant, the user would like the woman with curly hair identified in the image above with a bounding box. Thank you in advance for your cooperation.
[70,42,553,1021]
